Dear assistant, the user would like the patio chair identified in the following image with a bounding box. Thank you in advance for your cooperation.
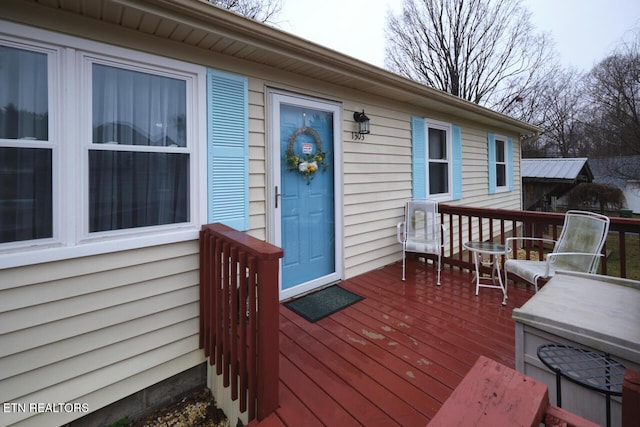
[397,200,447,285]
[504,210,610,292]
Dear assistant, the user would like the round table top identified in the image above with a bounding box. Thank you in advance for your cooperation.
[463,241,508,254]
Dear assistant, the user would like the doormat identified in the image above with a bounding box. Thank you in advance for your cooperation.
[284,285,364,323]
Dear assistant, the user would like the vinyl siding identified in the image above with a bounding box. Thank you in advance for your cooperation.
[243,70,416,267]
[247,81,268,240]
[246,69,418,277]
[456,125,521,210]
[1,9,528,425]
[444,125,521,253]
[341,106,412,277]
[1,6,524,277]
[0,241,204,426]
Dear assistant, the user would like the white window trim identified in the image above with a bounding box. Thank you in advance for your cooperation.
[426,118,453,202]
[77,51,198,244]
[0,21,207,269]
[0,36,63,252]
[494,134,509,193]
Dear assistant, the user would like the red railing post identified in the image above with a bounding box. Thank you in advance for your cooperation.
[256,255,281,420]
[199,223,283,422]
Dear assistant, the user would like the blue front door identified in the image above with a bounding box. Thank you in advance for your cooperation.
[272,94,340,299]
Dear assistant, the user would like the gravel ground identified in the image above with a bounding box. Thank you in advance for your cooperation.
[516,249,540,259]
[129,388,229,427]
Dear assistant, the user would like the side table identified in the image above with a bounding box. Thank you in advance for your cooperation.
[463,241,509,305]
[537,344,625,427]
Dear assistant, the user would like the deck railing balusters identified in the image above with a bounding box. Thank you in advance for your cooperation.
[199,223,283,422]
[438,204,639,280]
[198,211,636,424]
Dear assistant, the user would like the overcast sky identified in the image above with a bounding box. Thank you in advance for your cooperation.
[277,0,640,73]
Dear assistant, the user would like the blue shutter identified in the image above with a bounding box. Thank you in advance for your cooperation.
[507,137,514,192]
[411,116,427,200]
[451,125,462,200]
[207,69,249,231]
[487,133,496,195]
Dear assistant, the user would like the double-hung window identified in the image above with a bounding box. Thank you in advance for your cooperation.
[495,137,507,190]
[88,62,189,233]
[411,117,461,201]
[1,26,203,259]
[427,120,452,199]
[488,133,512,194]
[0,44,54,245]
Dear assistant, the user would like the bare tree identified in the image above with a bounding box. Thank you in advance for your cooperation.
[537,69,590,157]
[521,29,640,163]
[385,0,555,113]
[584,31,640,160]
[207,0,282,24]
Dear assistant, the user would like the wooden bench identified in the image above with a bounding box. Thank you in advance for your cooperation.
[428,356,599,427]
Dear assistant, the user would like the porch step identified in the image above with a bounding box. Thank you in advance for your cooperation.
[428,355,598,427]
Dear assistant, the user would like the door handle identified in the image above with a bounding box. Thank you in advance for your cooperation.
[275,186,284,208]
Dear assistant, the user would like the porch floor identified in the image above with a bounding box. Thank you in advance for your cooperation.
[260,260,536,427]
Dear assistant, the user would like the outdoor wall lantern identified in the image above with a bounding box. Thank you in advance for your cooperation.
[352,110,370,140]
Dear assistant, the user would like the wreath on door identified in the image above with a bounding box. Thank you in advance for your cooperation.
[284,126,328,185]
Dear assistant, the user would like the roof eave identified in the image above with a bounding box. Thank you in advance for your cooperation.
[62,0,539,135]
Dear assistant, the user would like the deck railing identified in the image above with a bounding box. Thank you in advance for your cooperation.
[199,223,283,422]
[198,209,636,423]
[439,204,640,280]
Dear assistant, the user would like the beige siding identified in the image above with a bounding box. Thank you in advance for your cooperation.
[342,171,408,278]
[457,125,522,210]
[439,124,522,254]
[227,68,418,277]
[248,81,268,240]
[236,69,524,278]
[0,241,204,426]
[1,7,531,425]
[340,105,411,277]
[2,5,525,279]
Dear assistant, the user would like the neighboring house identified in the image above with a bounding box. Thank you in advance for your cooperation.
[0,0,538,425]
[590,156,640,214]
[521,158,593,211]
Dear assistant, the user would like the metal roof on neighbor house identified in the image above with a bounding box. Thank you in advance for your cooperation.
[521,158,593,181]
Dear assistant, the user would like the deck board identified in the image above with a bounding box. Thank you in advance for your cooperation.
[260,260,536,426]
[280,314,396,426]
[282,312,424,423]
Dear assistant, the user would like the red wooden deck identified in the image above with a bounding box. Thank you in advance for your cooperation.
[256,260,536,426]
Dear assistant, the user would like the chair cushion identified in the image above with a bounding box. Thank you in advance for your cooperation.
[406,240,440,254]
[505,259,554,285]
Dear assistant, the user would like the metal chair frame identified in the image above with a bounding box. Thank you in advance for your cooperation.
[397,200,448,286]
[504,210,610,291]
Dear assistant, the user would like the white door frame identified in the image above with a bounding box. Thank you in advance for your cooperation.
[267,89,344,301]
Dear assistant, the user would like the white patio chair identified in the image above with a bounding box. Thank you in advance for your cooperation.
[397,200,447,285]
[504,210,610,292]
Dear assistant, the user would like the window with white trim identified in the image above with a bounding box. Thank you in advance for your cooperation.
[427,120,452,199]
[1,31,202,253]
[495,136,507,190]
[88,62,189,233]
[0,44,54,244]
